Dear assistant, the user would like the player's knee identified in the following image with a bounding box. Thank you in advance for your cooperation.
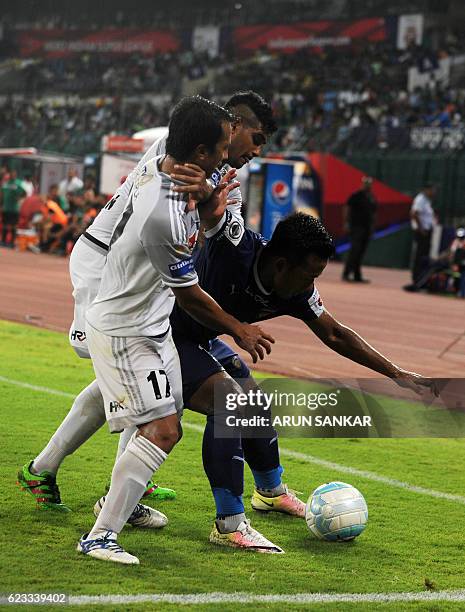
[138,416,180,453]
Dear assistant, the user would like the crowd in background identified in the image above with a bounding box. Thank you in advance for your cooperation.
[1,1,465,298]
[2,37,465,156]
[0,166,105,254]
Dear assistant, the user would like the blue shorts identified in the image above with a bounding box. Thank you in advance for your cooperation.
[173,335,251,406]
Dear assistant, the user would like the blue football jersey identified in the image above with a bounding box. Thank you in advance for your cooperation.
[170,210,325,344]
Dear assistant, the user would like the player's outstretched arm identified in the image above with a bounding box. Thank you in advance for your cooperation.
[307,311,439,397]
[172,283,274,363]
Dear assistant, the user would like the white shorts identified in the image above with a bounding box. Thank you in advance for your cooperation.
[86,322,183,433]
[69,236,106,359]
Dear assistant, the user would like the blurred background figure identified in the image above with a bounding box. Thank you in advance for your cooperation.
[451,227,465,298]
[38,193,69,253]
[409,183,436,284]
[342,176,377,283]
[58,169,83,200]
[0,169,26,248]
[403,226,465,296]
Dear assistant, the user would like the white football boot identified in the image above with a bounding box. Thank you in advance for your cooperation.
[93,496,168,528]
[77,531,139,565]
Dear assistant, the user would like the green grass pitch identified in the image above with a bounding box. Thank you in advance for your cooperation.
[1,320,465,611]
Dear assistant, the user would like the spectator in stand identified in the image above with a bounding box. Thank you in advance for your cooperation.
[342,176,377,283]
[58,169,83,199]
[409,183,436,284]
[0,169,27,248]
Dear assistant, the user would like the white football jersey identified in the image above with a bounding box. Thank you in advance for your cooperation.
[85,136,242,250]
[87,136,167,247]
[86,157,199,337]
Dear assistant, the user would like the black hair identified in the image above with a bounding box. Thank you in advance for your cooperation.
[265,212,335,266]
[166,96,233,162]
[225,91,277,135]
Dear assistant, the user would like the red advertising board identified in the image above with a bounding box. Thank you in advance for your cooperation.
[102,135,144,154]
[16,29,180,58]
[308,153,411,239]
[234,18,386,54]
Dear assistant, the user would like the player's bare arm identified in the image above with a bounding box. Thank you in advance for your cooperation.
[307,311,438,396]
[172,283,274,363]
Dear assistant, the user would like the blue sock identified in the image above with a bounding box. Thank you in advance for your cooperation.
[252,465,284,490]
[212,487,245,518]
[202,415,245,518]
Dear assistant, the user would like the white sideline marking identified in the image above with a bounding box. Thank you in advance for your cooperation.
[0,375,75,399]
[68,590,465,606]
[3,375,465,506]
[183,422,465,505]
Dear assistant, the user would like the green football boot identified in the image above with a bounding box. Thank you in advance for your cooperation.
[105,479,177,501]
[142,480,177,501]
[17,461,71,512]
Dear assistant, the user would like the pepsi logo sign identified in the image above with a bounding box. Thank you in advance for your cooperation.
[271,180,291,205]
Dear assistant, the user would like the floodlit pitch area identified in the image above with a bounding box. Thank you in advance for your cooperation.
[1,250,465,610]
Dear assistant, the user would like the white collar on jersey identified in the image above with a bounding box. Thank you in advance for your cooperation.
[253,246,272,296]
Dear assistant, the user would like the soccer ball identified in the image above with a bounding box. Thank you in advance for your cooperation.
[305,481,368,542]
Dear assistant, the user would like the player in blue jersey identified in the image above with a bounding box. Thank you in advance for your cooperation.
[170,210,438,554]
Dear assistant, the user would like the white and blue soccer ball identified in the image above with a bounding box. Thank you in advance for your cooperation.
[305,481,368,542]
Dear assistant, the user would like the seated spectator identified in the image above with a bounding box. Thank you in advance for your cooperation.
[47,183,69,212]
[404,227,465,296]
[18,193,44,230]
[38,198,69,253]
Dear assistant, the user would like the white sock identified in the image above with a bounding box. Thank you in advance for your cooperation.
[88,433,167,538]
[32,379,105,475]
[116,426,138,461]
[216,513,246,533]
[256,483,286,497]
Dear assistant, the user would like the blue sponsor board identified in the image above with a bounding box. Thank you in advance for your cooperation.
[262,162,294,239]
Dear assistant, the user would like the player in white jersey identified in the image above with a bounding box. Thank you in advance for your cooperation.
[74,96,273,565]
[18,91,275,514]
[68,134,168,358]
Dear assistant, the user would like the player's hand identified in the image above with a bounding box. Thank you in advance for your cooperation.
[233,323,275,364]
[171,164,214,203]
[199,172,240,222]
[392,369,439,397]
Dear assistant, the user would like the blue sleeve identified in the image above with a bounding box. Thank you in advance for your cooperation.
[203,209,261,260]
[286,286,326,324]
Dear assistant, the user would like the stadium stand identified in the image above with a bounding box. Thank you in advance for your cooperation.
[1,0,465,270]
